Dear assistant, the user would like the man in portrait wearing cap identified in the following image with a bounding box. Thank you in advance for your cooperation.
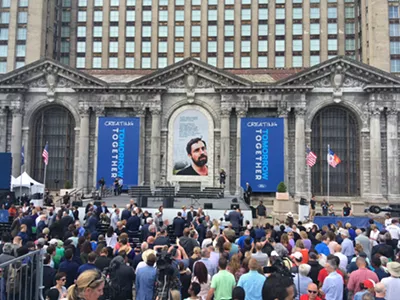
[381,261,400,300]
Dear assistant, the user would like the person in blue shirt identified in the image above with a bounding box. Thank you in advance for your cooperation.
[77,251,98,277]
[315,235,330,257]
[58,248,80,288]
[237,230,254,250]
[238,258,266,300]
[136,253,157,300]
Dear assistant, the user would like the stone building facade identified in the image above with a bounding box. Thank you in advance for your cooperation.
[0,56,399,206]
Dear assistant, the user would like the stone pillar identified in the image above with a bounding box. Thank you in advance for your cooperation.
[150,108,161,187]
[0,108,7,153]
[279,109,289,186]
[136,109,146,185]
[10,107,23,177]
[294,108,306,197]
[77,106,90,192]
[22,127,29,174]
[386,108,399,198]
[220,109,231,192]
[236,109,246,195]
[92,106,105,189]
[369,108,382,196]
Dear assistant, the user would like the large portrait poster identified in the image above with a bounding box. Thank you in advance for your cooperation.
[241,118,284,192]
[97,117,140,187]
[173,109,209,176]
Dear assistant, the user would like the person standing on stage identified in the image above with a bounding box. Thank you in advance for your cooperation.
[321,199,329,216]
[256,201,267,226]
[244,182,252,205]
[309,195,316,220]
[113,178,119,196]
[219,169,226,189]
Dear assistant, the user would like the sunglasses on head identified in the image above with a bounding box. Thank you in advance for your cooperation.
[61,278,66,281]
[308,290,318,294]
[87,271,104,288]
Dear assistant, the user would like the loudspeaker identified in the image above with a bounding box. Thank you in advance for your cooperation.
[163,196,174,208]
[231,204,239,210]
[300,197,307,205]
[72,200,83,207]
[204,203,213,209]
[138,196,148,207]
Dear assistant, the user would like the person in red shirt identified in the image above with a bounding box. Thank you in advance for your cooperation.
[8,204,17,218]
[300,283,322,300]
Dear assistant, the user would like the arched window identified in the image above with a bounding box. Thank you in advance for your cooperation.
[31,106,75,190]
[311,106,360,196]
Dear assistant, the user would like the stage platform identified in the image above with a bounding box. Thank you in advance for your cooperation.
[78,193,254,225]
[97,194,249,210]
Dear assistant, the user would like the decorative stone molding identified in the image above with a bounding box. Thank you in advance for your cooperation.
[184,65,199,102]
[150,108,162,115]
[78,103,90,117]
[236,109,247,118]
[294,107,306,116]
[135,108,146,118]
[386,108,398,117]
[0,107,7,116]
[93,106,105,117]
[220,108,231,117]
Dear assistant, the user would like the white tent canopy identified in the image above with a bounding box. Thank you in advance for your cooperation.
[11,172,44,196]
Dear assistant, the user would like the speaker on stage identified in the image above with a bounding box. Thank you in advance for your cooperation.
[204,203,213,209]
[138,196,148,207]
[163,197,174,208]
[231,204,239,210]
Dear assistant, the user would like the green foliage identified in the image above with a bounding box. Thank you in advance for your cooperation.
[276,182,287,193]
[64,180,72,189]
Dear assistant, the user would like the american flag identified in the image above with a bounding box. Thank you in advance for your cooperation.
[42,143,49,166]
[306,146,317,167]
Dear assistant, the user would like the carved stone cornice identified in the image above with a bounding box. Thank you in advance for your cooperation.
[78,103,90,117]
[10,106,24,115]
[150,108,161,116]
[93,106,105,117]
[221,109,231,117]
[294,108,306,116]
[236,109,247,118]
[369,107,382,117]
[135,108,146,118]
[386,108,398,118]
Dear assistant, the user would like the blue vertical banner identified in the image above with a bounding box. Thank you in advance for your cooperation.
[241,118,284,192]
[97,117,140,187]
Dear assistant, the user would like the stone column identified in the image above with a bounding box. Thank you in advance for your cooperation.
[236,109,246,195]
[369,108,382,196]
[294,108,306,197]
[0,108,7,153]
[279,109,289,186]
[150,108,161,187]
[22,127,29,174]
[386,108,399,198]
[77,105,90,192]
[220,109,231,192]
[10,107,23,177]
[92,106,105,189]
[136,109,146,185]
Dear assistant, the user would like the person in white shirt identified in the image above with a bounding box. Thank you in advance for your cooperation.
[386,219,400,241]
[385,213,393,227]
[333,244,348,271]
[381,262,400,300]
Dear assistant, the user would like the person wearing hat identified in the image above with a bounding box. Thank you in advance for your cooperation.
[353,279,375,300]
[135,253,157,300]
[381,261,400,300]
[347,257,378,297]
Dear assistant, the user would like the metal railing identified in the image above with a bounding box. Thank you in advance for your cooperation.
[0,250,44,300]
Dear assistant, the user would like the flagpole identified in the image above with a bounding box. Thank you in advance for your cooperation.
[43,163,47,198]
[327,144,330,204]
[19,164,23,205]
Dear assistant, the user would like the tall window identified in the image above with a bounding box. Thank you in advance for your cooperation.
[311,106,359,196]
[32,106,76,189]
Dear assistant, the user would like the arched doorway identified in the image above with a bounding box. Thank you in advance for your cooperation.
[31,106,75,190]
[311,106,360,196]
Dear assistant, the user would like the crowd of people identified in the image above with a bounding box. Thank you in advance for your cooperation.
[0,198,399,300]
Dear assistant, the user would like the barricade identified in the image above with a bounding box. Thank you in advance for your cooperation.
[0,249,43,300]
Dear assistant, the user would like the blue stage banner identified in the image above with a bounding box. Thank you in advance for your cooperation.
[0,153,11,190]
[97,117,140,188]
[241,118,284,192]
